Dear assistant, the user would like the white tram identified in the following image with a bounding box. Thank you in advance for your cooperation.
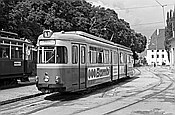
[36,30,134,93]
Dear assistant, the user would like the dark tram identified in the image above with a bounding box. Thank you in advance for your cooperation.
[0,30,36,87]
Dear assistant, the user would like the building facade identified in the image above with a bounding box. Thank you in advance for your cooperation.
[166,8,175,68]
[146,29,170,66]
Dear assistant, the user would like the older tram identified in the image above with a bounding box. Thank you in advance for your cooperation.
[0,30,35,87]
[36,30,133,93]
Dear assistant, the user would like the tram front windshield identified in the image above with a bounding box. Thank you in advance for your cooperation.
[38,46,68,64]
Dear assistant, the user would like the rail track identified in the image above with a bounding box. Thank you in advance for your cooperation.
[1,67,173,115]
[0,69,139,115]
[70,67,175,115]
[103,73,174,114]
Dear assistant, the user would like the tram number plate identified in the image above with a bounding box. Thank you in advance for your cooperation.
[14,61,21,67]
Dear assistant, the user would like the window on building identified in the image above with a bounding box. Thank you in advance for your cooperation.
[162,54,164,58]
[152,50,154,52]
[162,50,164,52]
[157,50,159,52]
[152,55,154,58]
[157,55,159,58]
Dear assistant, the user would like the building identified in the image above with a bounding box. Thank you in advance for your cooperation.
[166,8,175,68]
[146,29,170,66]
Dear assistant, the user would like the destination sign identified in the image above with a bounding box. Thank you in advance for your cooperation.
[39,40,55,45]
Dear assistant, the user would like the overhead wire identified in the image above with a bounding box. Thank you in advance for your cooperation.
[116,3,174,26]
[131,21,164,26]
[115,4,174,10]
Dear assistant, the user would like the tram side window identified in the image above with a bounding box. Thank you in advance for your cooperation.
[128,55,131,63]
[120,52,124,64]
[89,46,97,64]
[127,55,129,63]
[97,48,103,63]
[81,46,86,64]
[104,50,109,64]
[0,45,9,58]
[114,51,118,64]
[11,46,22,59]
[72,45,78,64]
[123,54,127,63]
[57,46,68,64]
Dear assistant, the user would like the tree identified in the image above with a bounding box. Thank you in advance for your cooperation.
[1,0,147,56]
[165,22,173,62]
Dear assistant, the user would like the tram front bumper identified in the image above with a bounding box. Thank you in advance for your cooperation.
[37,83,64,88]
[36,83,66,93]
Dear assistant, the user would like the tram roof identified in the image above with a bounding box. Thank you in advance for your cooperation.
[0,30,18,37]
[38,30,131,51]
[0,30,32,44]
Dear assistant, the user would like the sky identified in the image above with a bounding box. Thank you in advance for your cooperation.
[87,0,175,39]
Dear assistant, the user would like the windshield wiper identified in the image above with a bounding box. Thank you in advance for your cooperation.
[46,49,55,63]
[46,54,55,63]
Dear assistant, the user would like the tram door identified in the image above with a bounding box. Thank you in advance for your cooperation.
[72,43,86,90]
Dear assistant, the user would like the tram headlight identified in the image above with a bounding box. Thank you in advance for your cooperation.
[44,75,49,82]
[55,76,61,83]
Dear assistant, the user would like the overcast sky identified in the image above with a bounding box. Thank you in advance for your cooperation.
[87,0,175,39]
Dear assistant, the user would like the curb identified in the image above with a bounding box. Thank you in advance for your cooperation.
[0,93,43,106]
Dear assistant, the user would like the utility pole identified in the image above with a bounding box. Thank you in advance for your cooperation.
[155,0,167,27]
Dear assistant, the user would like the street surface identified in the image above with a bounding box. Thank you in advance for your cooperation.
[0,77,39,103]
[0,66,175,115]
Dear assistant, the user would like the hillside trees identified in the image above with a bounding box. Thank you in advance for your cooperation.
[0,0,147,60]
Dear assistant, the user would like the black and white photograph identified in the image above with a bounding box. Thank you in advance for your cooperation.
[0,0,175,115]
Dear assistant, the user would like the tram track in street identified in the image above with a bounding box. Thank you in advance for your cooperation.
[102,67,175,115]
[103,74,174,115]
[0,68,140,115]
[70,67,175,115]
[2,67,173,115]
[0,91,89,115]
[0,92,44,106]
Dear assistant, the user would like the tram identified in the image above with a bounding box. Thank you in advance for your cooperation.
[0,30,36,86]
[36,30,134,93]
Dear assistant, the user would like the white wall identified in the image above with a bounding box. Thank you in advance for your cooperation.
[146,49,170,66]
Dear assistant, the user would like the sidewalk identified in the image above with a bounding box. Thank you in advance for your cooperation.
[0,84,41,104]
